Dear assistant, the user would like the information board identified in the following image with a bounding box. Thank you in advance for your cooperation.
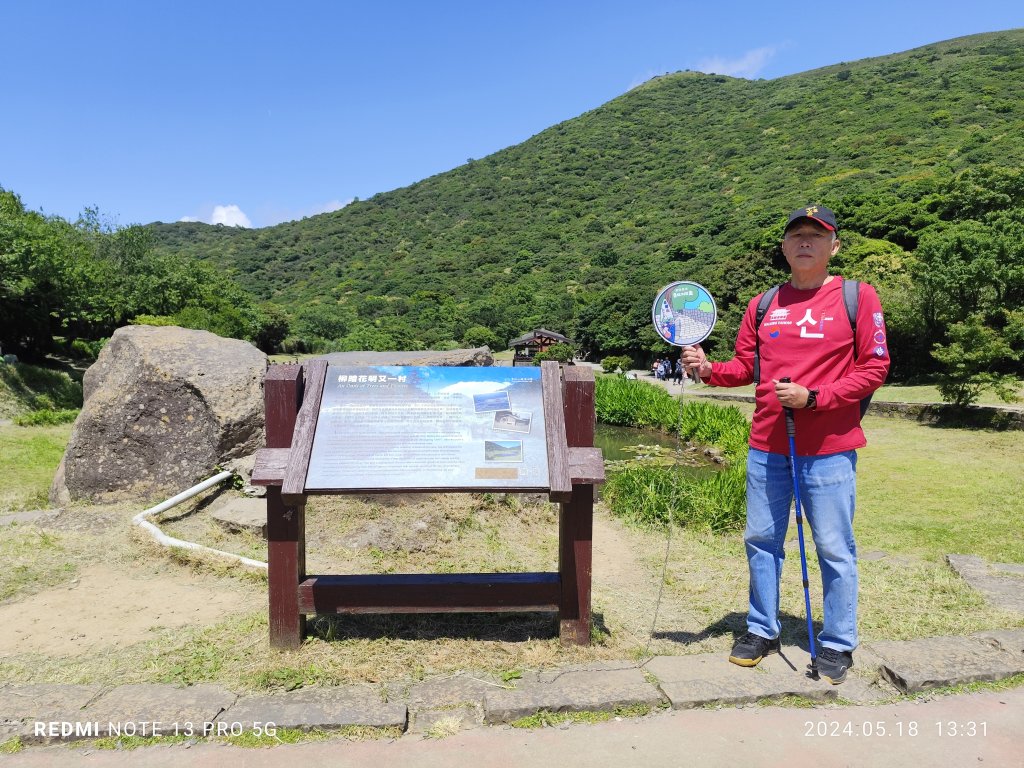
[305,366,551,492]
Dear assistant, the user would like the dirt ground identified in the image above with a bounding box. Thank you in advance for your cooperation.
[0,489,699,681]
[0,562,261,657]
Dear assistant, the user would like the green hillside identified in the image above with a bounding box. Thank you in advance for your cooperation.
[61,32,1009,384]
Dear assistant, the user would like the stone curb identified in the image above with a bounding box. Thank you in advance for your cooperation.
[5,631,1024,746]
[644,646,839,709]
[866,631,1024,694]
[482,666,664,724]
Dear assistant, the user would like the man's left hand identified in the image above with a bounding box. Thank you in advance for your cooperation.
[772,379,811,409]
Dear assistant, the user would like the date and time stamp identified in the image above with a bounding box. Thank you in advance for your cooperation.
[804,719,988,738]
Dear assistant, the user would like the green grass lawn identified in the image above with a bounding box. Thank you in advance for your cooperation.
[857,414,1024,563]
[0,424,72,512]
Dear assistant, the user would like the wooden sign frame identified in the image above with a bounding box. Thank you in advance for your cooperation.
[252,360,603,649]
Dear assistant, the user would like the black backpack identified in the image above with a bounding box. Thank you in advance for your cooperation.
[752,278,873,418]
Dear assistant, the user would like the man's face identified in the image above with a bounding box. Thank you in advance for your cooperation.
[781,220,840,272]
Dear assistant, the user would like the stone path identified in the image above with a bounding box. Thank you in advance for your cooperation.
[3,629,1021,748]
[947,554,1024,614]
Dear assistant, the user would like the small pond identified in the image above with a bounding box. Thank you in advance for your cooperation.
[593,423,723,479]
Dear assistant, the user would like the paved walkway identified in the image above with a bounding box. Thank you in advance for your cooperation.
[5,687,1023,767]
[3,629,1022,754]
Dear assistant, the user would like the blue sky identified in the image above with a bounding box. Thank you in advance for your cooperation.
[2,1,1021,229]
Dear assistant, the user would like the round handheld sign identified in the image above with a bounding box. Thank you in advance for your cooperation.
[651,281,718,347]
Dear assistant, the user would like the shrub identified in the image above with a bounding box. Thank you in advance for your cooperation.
[131,314,176,327]
[931,314,1020,406]
[0,363,83,411]
[69,338,100,361]
[533,343,576,364]
[462,325,500,349]
[15,409,80,426]
[600,355,633,373]
[603,463,746,532]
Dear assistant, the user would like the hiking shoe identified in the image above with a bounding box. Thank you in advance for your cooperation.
[729,632,781,667]
[817,647,854,684]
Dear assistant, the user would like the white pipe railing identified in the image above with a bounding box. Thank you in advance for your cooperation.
[131,470,268,571]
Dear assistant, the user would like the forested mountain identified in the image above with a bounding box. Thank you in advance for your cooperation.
[145,30,1024,379]
[5,31,1021,390]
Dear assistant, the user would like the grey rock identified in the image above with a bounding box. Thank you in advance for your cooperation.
[993,562,1024,575]
[209,495,267,537]
[973,628,1024,656]
[1,684,103,734]
[866,636,1024,693]
[222,453,265,498]
[50,326,267,503]
[860,550,889,562]
[225,687,406,731]
[483,667,663,724]
[644,648,838,709]
[318,347,493,367]
[946,554,1024,613]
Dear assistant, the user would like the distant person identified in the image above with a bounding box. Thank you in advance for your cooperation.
[652,358,661,378]
[673,358,683,385]
[681,205,889,684]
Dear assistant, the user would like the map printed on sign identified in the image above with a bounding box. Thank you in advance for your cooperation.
[305,366,550,492]
[651,281,718,346]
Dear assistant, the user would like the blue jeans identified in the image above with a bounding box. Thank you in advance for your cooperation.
[744,448,859,652]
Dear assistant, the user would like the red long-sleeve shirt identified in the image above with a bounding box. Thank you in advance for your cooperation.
[707,277,890,456]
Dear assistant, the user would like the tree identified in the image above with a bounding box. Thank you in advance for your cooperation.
[533,343,576,364]
[462,324,499,349]
[931,314,1020,406]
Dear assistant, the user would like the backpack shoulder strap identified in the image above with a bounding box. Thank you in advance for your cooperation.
[840,278,874,419]
[842,278,860,334]
[752,284,781,385]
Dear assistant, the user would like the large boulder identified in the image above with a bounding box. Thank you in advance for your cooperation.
[51,326,267,503]
[318,347,494,366]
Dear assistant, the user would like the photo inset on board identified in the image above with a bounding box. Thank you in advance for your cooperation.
[493,409,532,434]
[473,390,512,413]
[484,440,523,463]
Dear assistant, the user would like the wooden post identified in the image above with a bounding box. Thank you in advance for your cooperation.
[559,366,595,645]
[264,365,306,649]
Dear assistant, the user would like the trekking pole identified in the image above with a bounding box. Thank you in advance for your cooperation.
[780,377,819,679]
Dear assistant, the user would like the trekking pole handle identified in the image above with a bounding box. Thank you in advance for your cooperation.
[780,377,797,438]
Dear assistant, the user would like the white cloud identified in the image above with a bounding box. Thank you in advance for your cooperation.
[210,204,252,228]
[308,199,351,216]
[178,198,351,228]
[695,46,778,79]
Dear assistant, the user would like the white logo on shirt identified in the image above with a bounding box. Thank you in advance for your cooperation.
[769,308,790,322]
[797,308,825,339]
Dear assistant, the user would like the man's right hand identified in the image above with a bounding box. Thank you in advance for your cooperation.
[680,345,711,380]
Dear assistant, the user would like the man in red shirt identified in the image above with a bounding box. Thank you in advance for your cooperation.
[682,205,889,684]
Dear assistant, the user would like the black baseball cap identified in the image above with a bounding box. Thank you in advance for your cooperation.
[785,205,837,233]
